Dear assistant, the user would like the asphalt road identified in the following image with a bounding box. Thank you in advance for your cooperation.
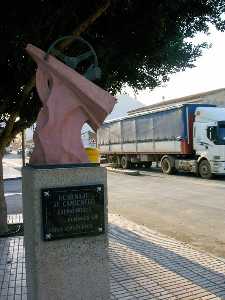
[107,168,225,259]
[3,153,225,258]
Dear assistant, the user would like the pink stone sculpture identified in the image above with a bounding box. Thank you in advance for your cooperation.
[25,44,116,165]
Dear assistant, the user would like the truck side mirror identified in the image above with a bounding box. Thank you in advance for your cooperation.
[207,126,217,142]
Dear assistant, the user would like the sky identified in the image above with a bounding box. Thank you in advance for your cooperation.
[125,25,225,106]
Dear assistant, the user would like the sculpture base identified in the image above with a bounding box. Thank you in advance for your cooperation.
[22,165,109,300]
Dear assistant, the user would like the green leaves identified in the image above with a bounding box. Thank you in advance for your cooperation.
[1,0,225,132]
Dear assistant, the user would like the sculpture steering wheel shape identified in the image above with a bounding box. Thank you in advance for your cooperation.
[45,36,102,82]
[26,37,116,165]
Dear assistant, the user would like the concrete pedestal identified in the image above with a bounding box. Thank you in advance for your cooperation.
[22,165,109,300]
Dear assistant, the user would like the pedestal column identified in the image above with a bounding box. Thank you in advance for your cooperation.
[22,164,109,300]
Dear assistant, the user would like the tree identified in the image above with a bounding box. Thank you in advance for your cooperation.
[0,0,225,233]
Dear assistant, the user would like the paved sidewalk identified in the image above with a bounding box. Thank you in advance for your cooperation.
[1,214,225,299]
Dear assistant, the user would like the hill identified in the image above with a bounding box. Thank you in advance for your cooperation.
[106,94,144,121]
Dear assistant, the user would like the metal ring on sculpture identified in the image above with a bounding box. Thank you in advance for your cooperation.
[44,36,101,81]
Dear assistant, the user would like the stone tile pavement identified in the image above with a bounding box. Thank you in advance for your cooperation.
[1,214,225,299]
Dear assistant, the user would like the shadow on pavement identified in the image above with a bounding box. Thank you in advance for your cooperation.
[4,177,22,193]
[130,165,225,180]
[110,224,225,298]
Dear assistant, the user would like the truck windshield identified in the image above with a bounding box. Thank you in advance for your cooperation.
[207,122,225,145]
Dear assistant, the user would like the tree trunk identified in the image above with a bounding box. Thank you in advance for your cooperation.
[22,130,26,167]
[0,152,8,235]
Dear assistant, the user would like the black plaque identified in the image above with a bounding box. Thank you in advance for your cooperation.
[41,184,105,241]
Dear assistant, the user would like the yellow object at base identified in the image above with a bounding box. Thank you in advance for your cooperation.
[85,147,100,163]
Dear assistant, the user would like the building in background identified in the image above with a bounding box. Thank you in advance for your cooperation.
[129,88,225,115]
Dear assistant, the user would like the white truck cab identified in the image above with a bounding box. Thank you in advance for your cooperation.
[193,107,225,178]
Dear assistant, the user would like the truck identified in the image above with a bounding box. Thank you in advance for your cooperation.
[97,103,225,179]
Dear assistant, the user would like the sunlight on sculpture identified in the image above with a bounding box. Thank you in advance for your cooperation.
[25,43,116,164]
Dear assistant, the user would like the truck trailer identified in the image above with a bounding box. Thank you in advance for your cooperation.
[97,103,225,179]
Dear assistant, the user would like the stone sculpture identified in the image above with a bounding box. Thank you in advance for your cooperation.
[25,44,116,165]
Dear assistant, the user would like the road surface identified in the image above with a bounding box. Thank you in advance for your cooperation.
[108,168,225,258]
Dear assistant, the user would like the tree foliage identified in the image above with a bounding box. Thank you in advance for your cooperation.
[0,0,225,150]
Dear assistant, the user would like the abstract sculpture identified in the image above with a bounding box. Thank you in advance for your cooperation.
[25,43,116,165]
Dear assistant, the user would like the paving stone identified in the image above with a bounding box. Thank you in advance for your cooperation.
[0,214,225,299]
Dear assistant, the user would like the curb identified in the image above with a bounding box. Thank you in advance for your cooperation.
[107,167,140,176]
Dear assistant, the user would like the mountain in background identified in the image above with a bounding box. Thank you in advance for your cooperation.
[106,94,144,121]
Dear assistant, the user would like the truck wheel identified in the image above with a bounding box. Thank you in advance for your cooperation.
[161,156,175,175]
[198,160,212,179]
[121,156,130,169]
